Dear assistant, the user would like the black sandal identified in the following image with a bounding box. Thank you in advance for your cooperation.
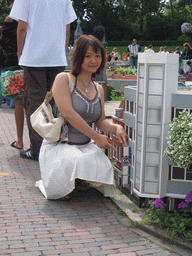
[59,194,71,201]
[75,179,90,192]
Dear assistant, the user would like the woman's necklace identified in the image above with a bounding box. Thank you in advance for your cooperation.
[79,78,92,93]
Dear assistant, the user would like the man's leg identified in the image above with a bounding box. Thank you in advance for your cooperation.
[134,58,138,69]
[129,57,134,68]
[46,67,65,91]
[22,66,65,160]
[23,67,47,159]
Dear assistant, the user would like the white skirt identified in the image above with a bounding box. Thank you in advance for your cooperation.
[35,140,115,199]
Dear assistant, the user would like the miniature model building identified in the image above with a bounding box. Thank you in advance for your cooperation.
[111,53,192,205]
[107,115,130,188]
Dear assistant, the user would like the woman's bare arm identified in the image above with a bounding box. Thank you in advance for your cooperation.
[95,84,128,146]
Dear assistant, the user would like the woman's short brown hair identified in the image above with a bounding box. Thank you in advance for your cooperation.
[70,35,106,78]
[183,42,191,50]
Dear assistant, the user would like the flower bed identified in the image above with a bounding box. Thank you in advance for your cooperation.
[146,194,192,241]
[107,67,137,80]
[113,74,137,80]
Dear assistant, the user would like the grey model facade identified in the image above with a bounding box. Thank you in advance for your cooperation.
[114,53,192,204]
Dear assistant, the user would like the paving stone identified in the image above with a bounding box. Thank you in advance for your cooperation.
[109,253,137,256]
[0,104,188,256]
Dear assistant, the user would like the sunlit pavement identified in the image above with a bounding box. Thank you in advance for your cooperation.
[0,103,191,256]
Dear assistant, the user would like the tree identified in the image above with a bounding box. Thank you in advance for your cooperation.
[165,0,190,39]
[71,0,192,41]
[143,14,168,40]
[122,0,166,38]
[72,0,125,41]
[0,0,9,25]
[72,0,86,21]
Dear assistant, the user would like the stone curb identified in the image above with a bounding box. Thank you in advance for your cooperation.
[111,188,192,253]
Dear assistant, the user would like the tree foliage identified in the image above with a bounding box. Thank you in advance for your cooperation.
[0,0,9,25]
[72,0,189,41]
[1,0,192,42]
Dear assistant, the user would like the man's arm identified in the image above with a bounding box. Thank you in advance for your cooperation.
[17,20,27,61]
[65,24,70,52]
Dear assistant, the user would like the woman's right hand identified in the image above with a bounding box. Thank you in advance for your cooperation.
[95,134,116,151]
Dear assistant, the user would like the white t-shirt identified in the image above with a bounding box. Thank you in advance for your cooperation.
[10,0,77,67]
[145,49,155,53]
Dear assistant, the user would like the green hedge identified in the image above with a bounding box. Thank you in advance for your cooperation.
[70,35,192,48]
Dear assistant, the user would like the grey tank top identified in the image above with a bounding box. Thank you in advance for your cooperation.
[66,74,102,145]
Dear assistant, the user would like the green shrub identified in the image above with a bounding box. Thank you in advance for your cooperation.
[164,110,192,169]
[107,84,123,101]
[115,67,137,75]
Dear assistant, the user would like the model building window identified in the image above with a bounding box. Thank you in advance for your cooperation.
[126,100,129,112]
[171,166,192,181]
[125,125,129,136]
[174,108,186,118]
[126,100,136,115]
[174,108,192,118]
[95,127,99,133]
[186,165,192,180]
[119,146,122,160]
[107,132,111,139]
[113,132,117,139]
[116,145,119,160]
[129,127,133,140]
[130,101,134,114]
[113,143,116,158]
[172,166,185,180]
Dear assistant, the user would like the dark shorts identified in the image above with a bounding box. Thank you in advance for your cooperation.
[23,66,65,155]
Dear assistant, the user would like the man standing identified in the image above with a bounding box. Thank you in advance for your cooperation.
[10,0,77,160]
[127,39,142,69]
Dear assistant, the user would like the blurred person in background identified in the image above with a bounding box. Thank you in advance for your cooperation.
[127,39,142,69]
[174,46,182,75]
[182,42,192,74]
[0,0,28,149]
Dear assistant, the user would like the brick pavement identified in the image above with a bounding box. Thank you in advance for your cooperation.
[0,103,191,256]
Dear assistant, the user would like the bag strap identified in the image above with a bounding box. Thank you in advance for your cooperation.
[66,72,74,91]
[44,72,74,105]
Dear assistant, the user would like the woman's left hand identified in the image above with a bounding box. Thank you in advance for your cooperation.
[116,125,128,147]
